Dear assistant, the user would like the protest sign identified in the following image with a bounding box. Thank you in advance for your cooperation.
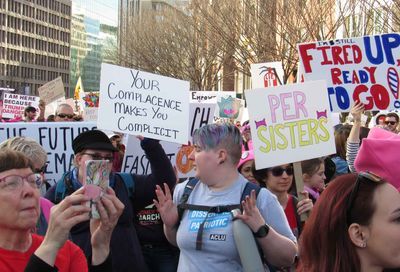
[250,62,284,88]
[122,102,215,178]
[298,33,400,111]
[83,107,98,121]
[188,102,216,138]
[245,80,335,169]
[1,93,40,119]
[38,76,65,104]
[98,63,190,144]
[0,122,97,185]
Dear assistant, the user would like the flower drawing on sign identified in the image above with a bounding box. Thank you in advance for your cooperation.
[217,96,241,119]
[83,92,100,108]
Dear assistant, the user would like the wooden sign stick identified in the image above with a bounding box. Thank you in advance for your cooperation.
[293,161,309,221]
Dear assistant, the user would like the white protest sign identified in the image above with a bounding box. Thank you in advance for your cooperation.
[245,80,336,169]
[98,63,190,144]
[0,122,97,185]
[83,107,98,121]
[2,93,40,119]
[38,76,65,104]
[298,33,400,112]
[250,62,284,88]
[188,102,216,138]
[122,102,216,178]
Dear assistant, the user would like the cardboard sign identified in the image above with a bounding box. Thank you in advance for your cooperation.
[188,102,216,138]
[190,91,236,103]
[250,62,284,88]
[98,63,190,144]
[1,93,40,119]
[122,102,215,178]
[0,122,97,185]
[245,81,335,169]
[83,107,98,121]
[298,33,400,111]
[38,77,65,104]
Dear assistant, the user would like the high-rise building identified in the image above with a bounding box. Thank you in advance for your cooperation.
[0,0,72,95]
[118,0,189,65]
[69,0,118,95]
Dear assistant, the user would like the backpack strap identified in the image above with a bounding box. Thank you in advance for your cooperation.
[177,177,200,222]
[240,182,261,205]
[114,172,135,198]
[55,171,74,204]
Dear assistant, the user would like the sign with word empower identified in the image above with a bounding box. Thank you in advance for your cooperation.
[298,33,400,112]
[98,63,190,144]
[245,81,335,169]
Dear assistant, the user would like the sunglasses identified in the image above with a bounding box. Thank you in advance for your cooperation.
[270,165,294,176]
[346,171,382,226]
[385,121,397,125]
[57,113,74,119]
[34,163,47,174]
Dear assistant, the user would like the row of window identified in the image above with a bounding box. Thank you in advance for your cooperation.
[0,31,70,56]
[0,63,69,81]
[2,5,71,30]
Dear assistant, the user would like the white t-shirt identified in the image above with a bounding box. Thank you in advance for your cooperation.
[173,174,296,272]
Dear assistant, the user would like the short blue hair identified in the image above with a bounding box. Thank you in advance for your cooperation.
[192,123,242,164]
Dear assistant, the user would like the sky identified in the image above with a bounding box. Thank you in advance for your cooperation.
[72,0,118,26]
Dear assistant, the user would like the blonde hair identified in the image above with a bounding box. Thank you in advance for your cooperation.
[0,137,47,167]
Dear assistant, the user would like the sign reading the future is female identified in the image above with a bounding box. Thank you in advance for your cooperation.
[98,63,190,144]
[298,33,400,112]
[245,81,336,169]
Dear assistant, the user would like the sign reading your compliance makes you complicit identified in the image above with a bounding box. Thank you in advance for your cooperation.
[98,63,190,144]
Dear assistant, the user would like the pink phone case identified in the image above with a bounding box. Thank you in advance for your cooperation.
[84,160,111,219]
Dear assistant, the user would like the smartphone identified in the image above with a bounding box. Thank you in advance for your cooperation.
[84,160,111,219]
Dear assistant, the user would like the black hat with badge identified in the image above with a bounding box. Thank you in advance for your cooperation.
[72,130,118,154]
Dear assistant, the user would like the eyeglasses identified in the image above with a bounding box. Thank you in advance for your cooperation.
[0,173,42,191]
[346,171,382,225]
[271,165,294,176]
[385,121,398,125]
[81,152,114,162]
[57,113,74,119]
[34,163,47,174]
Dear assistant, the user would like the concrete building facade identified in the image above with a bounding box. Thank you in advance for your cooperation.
[0,0,71,95]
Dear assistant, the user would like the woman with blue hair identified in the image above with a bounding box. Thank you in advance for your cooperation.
[155,123,297,271]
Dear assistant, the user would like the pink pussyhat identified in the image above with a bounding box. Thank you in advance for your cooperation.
[238,149,255,170]
[354,127,400,189]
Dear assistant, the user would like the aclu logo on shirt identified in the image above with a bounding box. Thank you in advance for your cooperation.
[188,210,230,232]
[209,234,226,241]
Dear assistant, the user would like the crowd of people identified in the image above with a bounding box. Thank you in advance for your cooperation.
[1,99,400,272]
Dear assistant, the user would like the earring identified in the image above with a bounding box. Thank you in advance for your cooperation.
[359,241,366,248]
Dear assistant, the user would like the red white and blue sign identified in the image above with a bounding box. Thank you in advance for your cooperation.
[298,33,400,112]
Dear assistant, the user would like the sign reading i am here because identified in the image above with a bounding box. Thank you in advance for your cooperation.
[298,33,400,112]
[245,81,336,169]
[98,63,190,144]
[2,93,40,119]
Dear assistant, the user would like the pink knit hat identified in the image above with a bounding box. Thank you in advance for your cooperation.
[354,127,400,188]
[238,149,254,170]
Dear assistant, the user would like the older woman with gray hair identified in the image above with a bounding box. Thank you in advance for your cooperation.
[0,137,51,235]
[0,148,123,271]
